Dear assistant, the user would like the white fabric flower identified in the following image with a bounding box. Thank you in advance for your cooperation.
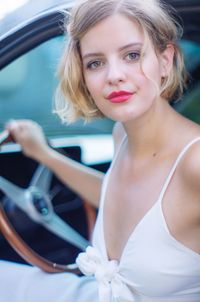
[76,246,134,302]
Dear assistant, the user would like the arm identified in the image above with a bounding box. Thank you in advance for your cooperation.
[6,120,104,208]
[50,122,125,206]
[39,149,104,208]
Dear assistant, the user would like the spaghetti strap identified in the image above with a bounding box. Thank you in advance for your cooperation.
[99,133,127,205]
[110,134,127,169]
[158,136,200,203]
[97,133,127,197]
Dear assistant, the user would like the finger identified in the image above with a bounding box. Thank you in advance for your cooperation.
[5,120,26,144]
[6,119,20,131]
[0,130,16,149]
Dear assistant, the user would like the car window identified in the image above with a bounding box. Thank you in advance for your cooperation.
[1,37,200,138]
[175,39,200,123]
[0,35,114,138]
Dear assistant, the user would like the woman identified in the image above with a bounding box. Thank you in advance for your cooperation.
[1,0,200,301]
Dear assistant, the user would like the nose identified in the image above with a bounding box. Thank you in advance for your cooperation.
[106,60,126,85]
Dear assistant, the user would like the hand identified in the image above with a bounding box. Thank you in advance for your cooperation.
[6,120,52,162]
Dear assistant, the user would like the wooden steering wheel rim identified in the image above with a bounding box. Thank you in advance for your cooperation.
[0,131,96,274]
[0,205,80,274]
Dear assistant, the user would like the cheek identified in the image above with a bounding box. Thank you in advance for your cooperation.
[142,51,162,78]
[138,60,162,96]
[83,73,91,93]
[84,73,100,99]
[84,73,105,112]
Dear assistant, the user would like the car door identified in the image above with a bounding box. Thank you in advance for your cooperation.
[0,4,113,266]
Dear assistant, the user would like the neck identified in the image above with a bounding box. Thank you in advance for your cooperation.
[123,100,177,159]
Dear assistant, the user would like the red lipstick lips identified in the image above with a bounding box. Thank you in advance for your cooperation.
[107,91,133,103]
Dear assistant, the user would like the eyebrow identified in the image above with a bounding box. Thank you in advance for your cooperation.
[82,43,143,60]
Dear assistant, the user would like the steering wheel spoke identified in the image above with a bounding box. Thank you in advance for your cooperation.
[44,213,89,250]
[30,164,52,192]
[0,176,29,211]
[0,163,90,272]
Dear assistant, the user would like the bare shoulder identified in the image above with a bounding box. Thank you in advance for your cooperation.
[179,132,200,191]
[112,122,126,154]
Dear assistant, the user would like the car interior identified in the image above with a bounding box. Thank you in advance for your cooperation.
[0,35,113,268]
[1,1,200,271]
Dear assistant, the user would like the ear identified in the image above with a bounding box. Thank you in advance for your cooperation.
[160,44,175,78]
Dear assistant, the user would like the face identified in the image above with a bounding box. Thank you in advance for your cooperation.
[80,14,173,123]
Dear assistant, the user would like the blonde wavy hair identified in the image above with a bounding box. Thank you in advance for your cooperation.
[55,0,187,123]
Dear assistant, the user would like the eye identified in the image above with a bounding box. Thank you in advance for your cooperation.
[86,60,104,70]
[125,51,140,62]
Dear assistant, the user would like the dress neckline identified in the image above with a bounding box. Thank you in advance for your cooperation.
[100,135,200,263]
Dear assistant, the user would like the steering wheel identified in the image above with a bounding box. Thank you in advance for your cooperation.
[0,131,92,273]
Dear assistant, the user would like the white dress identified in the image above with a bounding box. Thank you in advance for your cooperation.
[0,261,97,301]
[1,136,200,302]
